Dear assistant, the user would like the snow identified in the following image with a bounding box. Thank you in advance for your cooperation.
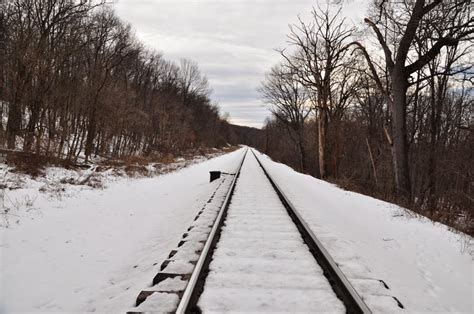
[131,162,238,312]
[157,260,195,274]
[0,148,246,313]
[133,292,180,313]
[1,146,471,313]
[255,150,473,313]
[198,151,345,313]
[148,276,188,292]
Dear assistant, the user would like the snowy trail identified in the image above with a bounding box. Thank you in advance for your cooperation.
[198,151,345,313]
[0,148,246,313]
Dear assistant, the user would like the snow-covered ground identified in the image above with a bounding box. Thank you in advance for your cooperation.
[199,151,345,312]
[1,147,472,313]
[0,148,246,313]
[256,150,473,313]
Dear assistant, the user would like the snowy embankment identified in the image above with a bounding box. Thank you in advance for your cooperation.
[256,151,473,313]
[198,151,344,313]
[1,147,471,313]
[0,148,245,313]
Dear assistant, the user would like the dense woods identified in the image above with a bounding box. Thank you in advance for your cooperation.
[260,1,473,234]
[0,0,236,163]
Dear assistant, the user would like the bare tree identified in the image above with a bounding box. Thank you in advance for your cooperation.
[351,0,473,201]
[83,9,137,161]
[259,63,312,171]
[178,58,211,106]
[260,0,473,233]
[279,6,356,178]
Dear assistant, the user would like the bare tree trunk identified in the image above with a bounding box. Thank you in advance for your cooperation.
[427,73,447,214]
[365,137,378,186]
[24,100,41,151]
[75,117,87,163]
[35,110,45,154]
[391,69,411,201]
[297,130,306,173]
[84,107,97,162]
[6,100,21,149]
[318,108,328,178]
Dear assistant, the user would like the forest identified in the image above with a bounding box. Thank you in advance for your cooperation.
[259,0,473,234]
[0,0,239,164]
[0,0,472,234]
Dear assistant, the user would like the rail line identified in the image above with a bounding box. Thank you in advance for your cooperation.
[250,149,371,314]
[131,148,371,313]
[175,148,248,312]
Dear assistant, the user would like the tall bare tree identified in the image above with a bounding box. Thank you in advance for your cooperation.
[259,63,312,171]
[351,0,473,201]
[280,6,355,178]
[260,0,473,233]
[178,58,211,106]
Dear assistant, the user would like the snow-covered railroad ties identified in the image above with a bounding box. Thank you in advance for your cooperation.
[129,149,371,313]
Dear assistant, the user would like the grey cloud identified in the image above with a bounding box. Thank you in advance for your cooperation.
[115,0,368,128]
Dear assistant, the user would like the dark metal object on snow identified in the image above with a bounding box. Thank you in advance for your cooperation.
[209,171,221,182]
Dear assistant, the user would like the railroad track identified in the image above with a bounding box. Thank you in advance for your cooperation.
[130,148,371,313]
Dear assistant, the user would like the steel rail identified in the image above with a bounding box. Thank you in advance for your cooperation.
[175,148,248,314]
[251,149,372,314]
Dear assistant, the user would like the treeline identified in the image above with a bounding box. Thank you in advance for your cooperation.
[0,0,233,163]
[260,1,473,234]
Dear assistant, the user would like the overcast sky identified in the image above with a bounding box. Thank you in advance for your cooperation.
[114,0,368,128]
